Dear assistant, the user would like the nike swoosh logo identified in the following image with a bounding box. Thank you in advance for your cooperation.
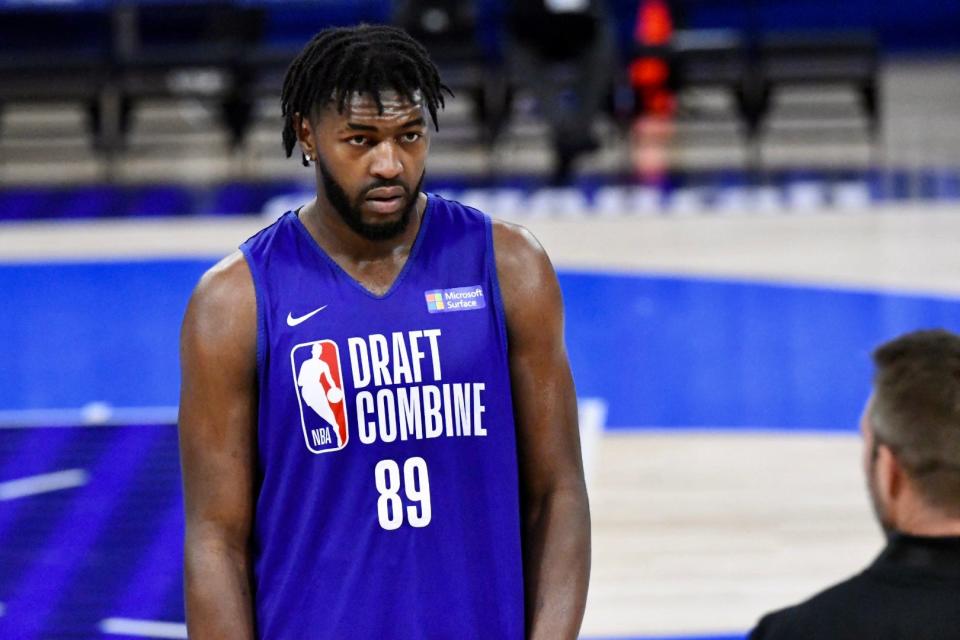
[286,305,328,327]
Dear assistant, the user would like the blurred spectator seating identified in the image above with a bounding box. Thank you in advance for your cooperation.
[393,0,509,146]
[0,1,383,154]
[504,0,621,183]
[650,28,751,122]
[753,30,879,138]
[113,1,265,150]
[0,1,880,165]
[632,25,880,145]
[0,6,112,147]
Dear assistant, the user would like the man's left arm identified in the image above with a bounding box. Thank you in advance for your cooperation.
[494,220,591,640]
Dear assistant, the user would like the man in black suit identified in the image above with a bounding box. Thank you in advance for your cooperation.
[751,328,960,640]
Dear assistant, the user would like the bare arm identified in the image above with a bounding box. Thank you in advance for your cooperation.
[494,221,591,640]
[178,252,258,639]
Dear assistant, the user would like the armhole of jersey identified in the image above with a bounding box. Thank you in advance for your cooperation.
[484,214,510,361]
[239,244,267,383]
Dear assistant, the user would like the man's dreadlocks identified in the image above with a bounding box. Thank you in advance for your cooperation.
[281,24,452,166]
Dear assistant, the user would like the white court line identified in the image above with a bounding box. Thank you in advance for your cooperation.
[0,405,178,428]
[100,618,187,639]
[0,469,89,500]
[577,398,607,488]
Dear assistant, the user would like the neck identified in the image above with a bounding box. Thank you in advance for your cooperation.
[300,191,426,262]
[893,500,960,537]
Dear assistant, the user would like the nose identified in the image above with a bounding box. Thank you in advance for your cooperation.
[369,140,402,180]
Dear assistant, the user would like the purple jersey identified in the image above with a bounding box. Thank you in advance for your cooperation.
[239,194,525,638]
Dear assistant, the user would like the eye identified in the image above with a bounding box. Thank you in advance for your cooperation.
[400,132,422,143]
[347,135,368,146]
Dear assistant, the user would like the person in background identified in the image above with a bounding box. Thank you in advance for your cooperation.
[751,328,960,640]
[506,0,617,184]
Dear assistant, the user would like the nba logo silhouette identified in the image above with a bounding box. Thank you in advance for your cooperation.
[290,339,349,454]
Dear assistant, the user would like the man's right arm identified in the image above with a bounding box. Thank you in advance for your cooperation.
[178,252,258,639]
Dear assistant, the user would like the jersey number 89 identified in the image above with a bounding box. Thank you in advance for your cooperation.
[374,457,431,530]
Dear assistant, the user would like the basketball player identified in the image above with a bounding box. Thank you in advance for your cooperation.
[178,25,590,639]
[751,329,960,639]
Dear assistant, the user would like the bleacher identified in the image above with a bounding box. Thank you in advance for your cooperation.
[0,0,884,169]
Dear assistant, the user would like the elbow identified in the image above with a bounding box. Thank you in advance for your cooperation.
[185,520,250,568]
[524,480,590,530]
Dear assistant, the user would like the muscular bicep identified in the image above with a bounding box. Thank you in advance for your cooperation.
[494,222,584,497]
[178,253,258,546]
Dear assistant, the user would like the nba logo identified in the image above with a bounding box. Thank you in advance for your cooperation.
[290,339,349,454]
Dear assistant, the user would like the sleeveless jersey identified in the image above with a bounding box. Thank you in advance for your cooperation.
[239,194,525,639]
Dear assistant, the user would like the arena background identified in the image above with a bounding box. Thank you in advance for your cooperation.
[1,1,959,638]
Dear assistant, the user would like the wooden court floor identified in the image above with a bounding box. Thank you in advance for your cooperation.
[1,203,958,637]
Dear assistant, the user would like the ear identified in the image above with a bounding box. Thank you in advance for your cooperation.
[875,443,905,508]
[295,112,316,162]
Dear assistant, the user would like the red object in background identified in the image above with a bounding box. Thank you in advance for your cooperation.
[630,0,675,115]
[636,0,673,45]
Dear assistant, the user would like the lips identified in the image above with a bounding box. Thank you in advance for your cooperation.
[365,186,405,201]
[364,186,406,215]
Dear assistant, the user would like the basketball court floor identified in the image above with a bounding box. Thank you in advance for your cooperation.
[1,58,959,640]
[1,201,958,639]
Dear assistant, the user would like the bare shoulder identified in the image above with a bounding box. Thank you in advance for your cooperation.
[182,251,256,354]
[193,251,253,304]
[491,219,562,331]
[491,218,550,276]
[491,219,557,293]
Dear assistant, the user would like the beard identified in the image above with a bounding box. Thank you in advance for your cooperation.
[317,157,424,242]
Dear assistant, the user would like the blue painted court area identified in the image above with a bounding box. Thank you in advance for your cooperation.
[0,427,739,639]
[2,434,752,637]
[0,425,743,640]
[1,260,958,430]
[0,426,183,639]
[563,271,960,430]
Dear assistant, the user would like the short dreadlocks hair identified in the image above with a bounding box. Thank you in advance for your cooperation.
[281,24,451,166]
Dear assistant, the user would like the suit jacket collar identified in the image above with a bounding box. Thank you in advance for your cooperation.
[869,531,960,584]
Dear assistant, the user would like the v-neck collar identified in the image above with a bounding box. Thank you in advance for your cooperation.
[290,194,435,300]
